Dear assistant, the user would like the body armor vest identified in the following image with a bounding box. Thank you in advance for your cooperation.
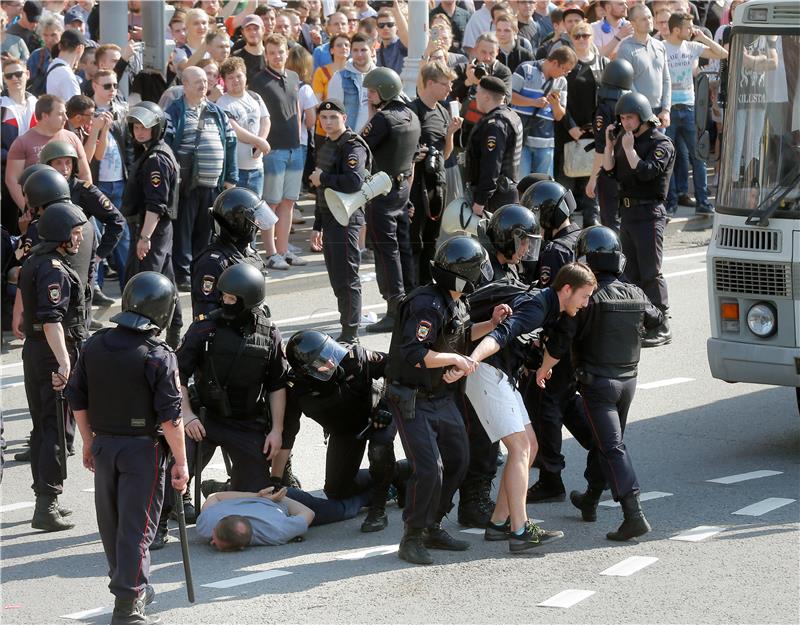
[83,328,161,436]
[370,101,421,177]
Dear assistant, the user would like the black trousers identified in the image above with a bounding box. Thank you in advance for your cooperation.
[323,422,397,500]
[393,393,469,529]
[409,181,443,288]
[321,210,363,332]
[173,186,217,283]
[22,337,78,496]
[126,217,182,330]
[365,182,414,303]
[457,392,498,487]
[598,173,620,232]
[92,436,166,600]
[580,376,639,500]
[620,203,669,310]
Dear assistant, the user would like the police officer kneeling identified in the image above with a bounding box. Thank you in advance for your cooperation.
[537,226,663,541]
[66,272,189,625]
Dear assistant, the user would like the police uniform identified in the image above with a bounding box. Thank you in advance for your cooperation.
[64,325,180,605]
[593,97,621,231]
[609,127,674,313]
[385,284,470,530]
[361,99,421,310]
[314,100,371,339]
[465,79,523,212]
[284,346,396,501]
[20,246,88,501]
[177,306,288,491]
[124,138,183,331]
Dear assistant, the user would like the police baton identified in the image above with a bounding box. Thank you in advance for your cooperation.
[55,390,68,480]
[173,477,196,603]
[193,408,205,510]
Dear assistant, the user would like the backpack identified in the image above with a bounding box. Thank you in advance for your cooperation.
[28,61,60,97]
[466,277,539,323]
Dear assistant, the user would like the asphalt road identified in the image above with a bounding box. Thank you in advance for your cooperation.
[1,220,798,625]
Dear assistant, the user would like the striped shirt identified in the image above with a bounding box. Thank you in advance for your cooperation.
[177,104,225,188]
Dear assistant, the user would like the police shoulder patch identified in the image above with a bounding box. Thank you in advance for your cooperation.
[151,171,162,187]
[654,147,666,159]
[51,258,62,268]
[486,135,497,151]
[102,197,111,209]
[201,275,215,296]
[416,320,432,341]
[210,253,220,259]
[82,179,92,188]
[47,283,61,304]
[347,154,359,169]
[595,115,604,131]
[539,266,551,285]
[362,123,371,136]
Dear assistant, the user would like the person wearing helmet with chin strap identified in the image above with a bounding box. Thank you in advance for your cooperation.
[124,101,184,348]
[602,90,674,348]
[65,271,188,625]
[18,201,89,532]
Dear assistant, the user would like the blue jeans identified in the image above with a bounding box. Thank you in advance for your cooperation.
[237,168,264,196]
[666,106,710,212]
[95,180,130,290]
[286,487,370,526]
[520,145,554,178]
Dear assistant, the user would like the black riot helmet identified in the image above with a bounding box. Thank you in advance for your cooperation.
[286,330,349,382]
[430,235,493,294]
[486,204,542,263]
[22,166,71,210]
[18,163,52,188]
[216,262,267,320]
[597,58,634,100]
[37,201,87,251]
[521,180,576,234]
[127,101,168,145]
[212,187,277,244]
[516,172,553,199]
[615,91,660,126]
[576,225,626,275]
[111,272,178,333]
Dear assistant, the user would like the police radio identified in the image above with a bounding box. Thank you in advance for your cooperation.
[325,172,393,226]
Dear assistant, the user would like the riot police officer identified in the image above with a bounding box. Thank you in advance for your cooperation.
[588,59,634,232]
[519,180,595,503]
[360,68,421,334]
[537,226,663,541]
[124,101,184,349]
[178,263,288,496]
[603,92,674,347]
[285,330,400,532]
[19,202,89,532]
[191,187,273,321]
[66,271,188,625]
[308,99,371,345]
[386,235,502,565]
[465,76,523,216]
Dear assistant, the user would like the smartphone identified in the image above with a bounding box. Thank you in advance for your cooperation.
[449,100,460,119]
[431,27,440,41]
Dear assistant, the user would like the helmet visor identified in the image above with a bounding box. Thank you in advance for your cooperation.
[252,202,278,230]
[304,339,348,381]
[128,107,160,129]
[479,255,494,283]
[514,232,542,263]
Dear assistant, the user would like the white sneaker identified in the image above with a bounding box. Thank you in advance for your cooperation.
[292,208,306,224]
[288,242,302,254]
[266,253,290,270]
[284,251,308,266]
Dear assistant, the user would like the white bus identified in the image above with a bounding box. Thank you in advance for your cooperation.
[706,0,800,411]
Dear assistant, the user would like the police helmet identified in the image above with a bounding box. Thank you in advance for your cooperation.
[111,272,178,332]
[363,67,403,102]
[516,172,553,199]
[615,91,659,126]
[37,201,87,244]
[286,330,349,382]
[39,139,79,173]
[212,187,278,243]
[486,204,542,263]
[23,167,71,209]
[521,180,576,233]
[127,101,168,143]
[430,235,493,294]
[575,225,626,275]
[598,59,634,100]
[217,262,267,310]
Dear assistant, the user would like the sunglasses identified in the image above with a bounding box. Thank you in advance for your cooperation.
[574,33,592,39]
[4,71,24,79]
[378,22,395,28]
[99,82,118,90]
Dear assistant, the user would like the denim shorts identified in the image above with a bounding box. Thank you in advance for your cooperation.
[237,168,264,196]
[263,147,304,204]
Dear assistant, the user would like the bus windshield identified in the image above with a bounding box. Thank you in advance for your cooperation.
[716,31,800,218]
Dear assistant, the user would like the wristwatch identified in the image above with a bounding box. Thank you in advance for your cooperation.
[139,234,151,242]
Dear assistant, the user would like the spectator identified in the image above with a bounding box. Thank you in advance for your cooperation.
[255,4,276,41]
[198,58,224,102]
[430,0,470,52]
[25,13,60,83]
[286,43,317,220]
[663,11,727,215]
[251,33,305,270]
[462,0,496,54]
[512,46,576,177]
[64,4,96,47]
[311,32,349,116]
[536,7,582,59]
[0,0,24,22]
[353,0,375,20]
[286,9,305,48]
[494,12,533,73]
[312,11,347,71]
[46,29,87,102]
[274,10,298,48]
[342,7,360,36]
[232,14,266,82]
[327,32,376,134]
[592,0,633,59]
[64,94,100,160]
[617,3,671,127]
[174,7,211,74]
[5,94,91,213]
[205,28,231,65]
[512,1,541,50]
[427,19,467,67]
[5,0,42,53]
[77,46,97,89]
[653,7,672,41]
[169,10,188,47]
[375,7,407,75]
[217,56,271,196]
[164,65,238,290]
[532,0,554,39]
[1,8,30,61]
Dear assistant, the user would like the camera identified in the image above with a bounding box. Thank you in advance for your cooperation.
[425,146,441,175]
[471,59,488,80]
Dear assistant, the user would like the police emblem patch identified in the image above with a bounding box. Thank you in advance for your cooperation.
[201,275,215,295]
[595,115,604,131]
[416,320,432,341]
[347,155,358,169]
[654,147,666,159]
[151,171,161,187]
[362,123,371,136]
[539,266,551,285]
[486,136,497,151]
[48,283,60,304]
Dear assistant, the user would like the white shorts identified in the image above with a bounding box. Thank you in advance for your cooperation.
[465,363,529,443]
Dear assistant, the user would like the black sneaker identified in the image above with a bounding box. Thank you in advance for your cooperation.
[526,474,566,503]
[484,519,511,541]
[678,193,696,207]
[423,523,470,551]
[201,479,231,498]
[509,521,565,553]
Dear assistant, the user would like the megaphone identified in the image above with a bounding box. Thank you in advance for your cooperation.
[440,197,491,237]
[325,172,392,226]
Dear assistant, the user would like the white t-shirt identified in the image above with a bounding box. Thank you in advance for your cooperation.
[663,40,705,106]
[217,91,270,170]
[298,83,318,147]
[591,18,629,52]
[46,59,82,102]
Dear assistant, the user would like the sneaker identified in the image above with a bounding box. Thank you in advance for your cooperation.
[423,523,470,551]
[292,208,306,224]
[509,520,565,553]
[695,204,714,215]
[266,253,290,270]
[678,193,696,207]
[284,251,308,266]
[288,242,302,254]
[484,519,511,541]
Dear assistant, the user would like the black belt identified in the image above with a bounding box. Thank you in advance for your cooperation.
[417,389,450,400]
[94,433,158,440]
[671,103,692,111]
[621,197,659,208]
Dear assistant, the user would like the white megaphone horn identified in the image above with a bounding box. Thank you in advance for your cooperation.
[325,171,393,226]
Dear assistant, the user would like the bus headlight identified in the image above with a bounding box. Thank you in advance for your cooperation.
[746,303,776,337]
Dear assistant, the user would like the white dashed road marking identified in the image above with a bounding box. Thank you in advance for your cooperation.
[706,470,782,484]
[664,268,707,278]
[669,526,726,542]
[732,498,796,517]
[600,556,658,577]
[335,545,399,560]
[538,589,596,609]
[638,377,694,390]
[599,491,673,507]
[0,501,35,513]
[202,570,292,589]
[61,606,113,620]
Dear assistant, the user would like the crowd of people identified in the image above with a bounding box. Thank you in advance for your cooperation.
[1,1,743,624]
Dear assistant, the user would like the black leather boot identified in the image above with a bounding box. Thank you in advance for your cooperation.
[570,485,604,522]
[458,478,495,528]
[336,325,360,345]
[398,526,433,565]
[360,505,388,532]
[642,312,672,348]
[149,515,169,550]
[366,298,399,334]
[526,470,566,503]
[56,496,73,517]
[607,492,651,541]
[31,495,74,532]
[423,523,470,551]
[110,596,160,625]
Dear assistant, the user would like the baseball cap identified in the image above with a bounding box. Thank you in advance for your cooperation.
[241,14,262,28]
[562,6,586,20]
[64,5,88,25]
[22,0,43,22]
